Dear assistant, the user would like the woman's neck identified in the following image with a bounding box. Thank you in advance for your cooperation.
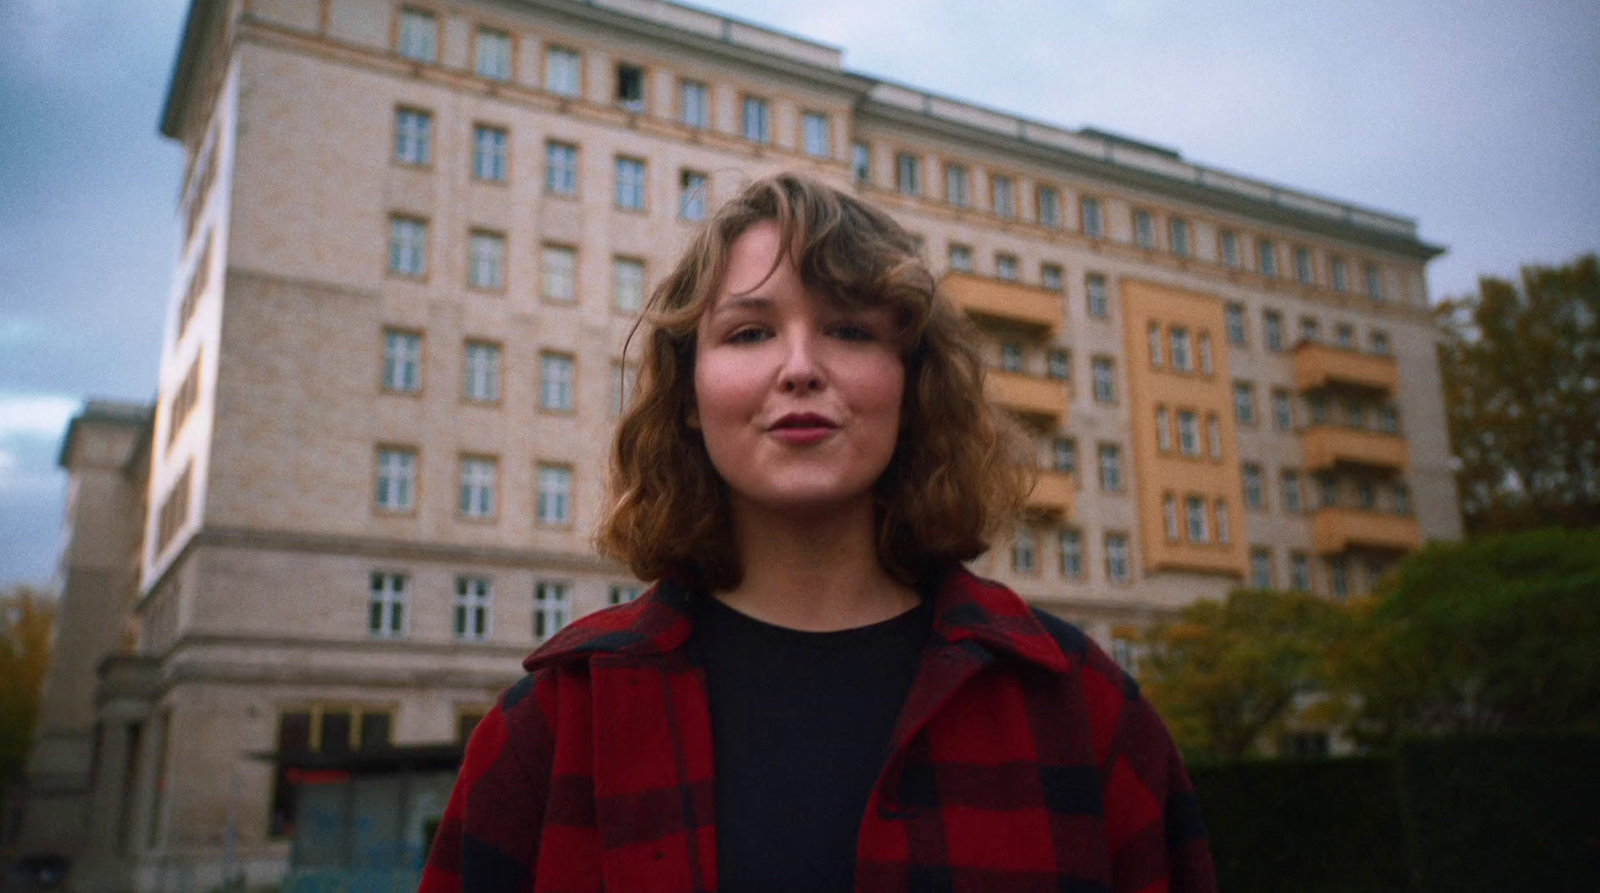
[716,497,920,632]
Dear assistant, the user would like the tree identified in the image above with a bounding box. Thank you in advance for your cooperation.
[1438,253,1600,534]
[0,584,56,786]
[1139,588,1348,760]
[1328,528,1600,749]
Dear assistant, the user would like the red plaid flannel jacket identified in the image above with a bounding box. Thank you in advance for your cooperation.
[420,569,1216,893]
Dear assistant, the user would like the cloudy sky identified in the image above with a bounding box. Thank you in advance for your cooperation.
[1,0,1596,588]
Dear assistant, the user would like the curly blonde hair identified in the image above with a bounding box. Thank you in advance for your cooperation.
[596,173,1031,590]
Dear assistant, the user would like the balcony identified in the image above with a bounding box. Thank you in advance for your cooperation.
[1312,506,1422,555]
[1027,470,1075,517]
[1302,425,1409,473]
[1293,342,1398,394]
[941,271,1064,333]
[986,370,1069,424]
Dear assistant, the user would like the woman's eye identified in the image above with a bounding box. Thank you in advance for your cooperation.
[832,323,877,342]
[726,326,769,344]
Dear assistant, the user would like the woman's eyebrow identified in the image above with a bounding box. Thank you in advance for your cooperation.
[708,295,773,317]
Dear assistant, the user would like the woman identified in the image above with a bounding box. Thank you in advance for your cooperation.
[420,174,1216,893]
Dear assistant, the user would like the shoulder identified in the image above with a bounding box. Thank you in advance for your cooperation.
[1027,606,1143,701]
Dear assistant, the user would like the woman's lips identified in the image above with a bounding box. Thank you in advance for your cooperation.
[766,413,837,445]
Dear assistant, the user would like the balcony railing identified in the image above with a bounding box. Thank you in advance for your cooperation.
[986,370,1069,424]
[1293,342,1398,394]
[940,271,1064,332]
[1312,506,1421,555]
[1302,425,1409,473]
[1027,470,1075,517]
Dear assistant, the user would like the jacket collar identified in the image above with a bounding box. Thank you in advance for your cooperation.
[524,567,1073,675]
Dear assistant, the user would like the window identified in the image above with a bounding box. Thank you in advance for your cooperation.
[1257,239,1277,277]
[467,231,505,290]
[1290,553,1311,592]
[1264,310,1285,352]
[368,572,408,637]
[541,245,576,303]
[1365,263,1384,300]
[537,465,572,525]
[398,8,437,62]
[1059,529,1084,578]
[992,175,1016,218]
[801,113,831,158]
[1307,394,1329,425]
[613,257,645,312]
[1112,637,1138,674]
[1343,397,1366,429]
[473,125,508,181]
[1105,534,1130,583]
[945,164,969,206]
[459,456,496,519]
[610,361,636,417]
[383,330,422,392]
[1393,484,1412,515]
[475,28,512,80]
[1225,303,1247,347]
[1170,217,1191,257]
[1272,389,1294,432]
[679,170,708,221]
[1242,463,1265,510]
[1134,210,1156,249]
[1199,334,1214,375]
[851,142,871,184]
[454,577,492,641]
[1317,474,1338,509]
[1336,324,1356,349]
[533,581,571,639]
[1046,348,1070,381]
[1185,496,1209,542]
[545,47,581,97]
[679,79,709,128]
[947,244,972,272]
[1300,316,1321,344]
[1370,330,1391,356]
[1041,263,1064,292]
[394,108,431,165]
[375,448,416,512]
[1206,414,1222,459]
[1170,327,1192,371]
[609,584,643,606]
[1282,470,1303,513]
[995,253,1019,282]
[1091,356,1116,404]
[541,352,574,411]
[1000,342,1024,373]
[1377,404,1400,435]
[1330,557,1350,599]
[615,157,646,211]
[1250,549,1273,590]
[1357,479,1377,511]
[1178,410,1200,456]
[1233,381,1257,425]
[1330,256,1349,292]
[1147,323,1164,368]
[464,341,500,403]
[1051,437,1077,473]
[1037,187,1061,227]
[1012,527,1037,573]
[1098,443,1123,491]
[1221,230,1241,269]
[545,142,578,196]
[1162,494,1180,541]
[1295,247,1314,285]
[741,97,770,143]
[1081,197,1104,238]
[1215,500,1231,544]
[388,216,427,276]
[615,63,645,112]
[895,152,921,195]
[1156,407,1172,452]
[1086,273,1109,318]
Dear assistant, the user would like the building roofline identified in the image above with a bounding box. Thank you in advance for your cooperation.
[58,400,153,469]
[159,0,216,140]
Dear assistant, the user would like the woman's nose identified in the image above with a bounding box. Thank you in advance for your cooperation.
[777,332,825,393]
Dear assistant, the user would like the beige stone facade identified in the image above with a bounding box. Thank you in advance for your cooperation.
[13,0,1458,887]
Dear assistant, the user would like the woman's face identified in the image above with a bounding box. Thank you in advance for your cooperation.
[692,221,905,519]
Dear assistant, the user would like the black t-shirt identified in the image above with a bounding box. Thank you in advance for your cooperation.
[688,592,934,893]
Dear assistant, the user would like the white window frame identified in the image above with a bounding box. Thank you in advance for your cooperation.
[679,79,709,128]
[615,157,646,211]
[1295,246,1314,285]
[468,231,506,290]
[1148,323,1164,368]
[1086,274,1109,318]
[1082,198,1103,238]
[394,108,431,165]
[389,217,427,277]
[1098,443,1123,492]
[1273,390,1294,432]
[1052,437,1076,473]
[464,341,500,403]
[992,175,1016,219]
[1234,382,1256,425]
[851,142,871,184]
[613,257,646,312]
[1059,529,1084,578]
[1046,348,1070,381]
[1290,553,1312,592]
[948,244,973,273]
[542,245,576,303]
[742,97,770,143]
[995,254,1018,282]
[474,28,512,80]
[545,47,581,97]
[1251,549,1273,591]
[1282,471,1303,514]
[1092,357,1115,404]
[398,8,437,63]
[541,353,575,411]
[1012,527,1037,573]
[1225,303,1247,347]
[1041,263,1064,292]
[1265,311,1285,352]
[1170,327,1192,372]
[533,581,571,640]
[455,576,493,641]
[1163,494,1180,541]
[1178,410,1199,456]
[369,571,409,637]
[383,330,422,392]
[680,170,708,221]
[473,125,508,181]
[537,465,573,526]
[1221,230,1241,269]
[459,456,497,519]
[545,142,579,196]
[802,112,830,158]
[1185,495,1209,542]
[1038,187,1061,227]
[1134,209,1156,249]
[1243,464,1266,510]
[1156,407,1172,452]
[609,584,644,606]
[1170,217,1191,257]
[1105,534,1131,584]
[375,448,416,512]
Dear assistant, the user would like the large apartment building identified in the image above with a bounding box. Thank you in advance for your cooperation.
[12,0,1458,887]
